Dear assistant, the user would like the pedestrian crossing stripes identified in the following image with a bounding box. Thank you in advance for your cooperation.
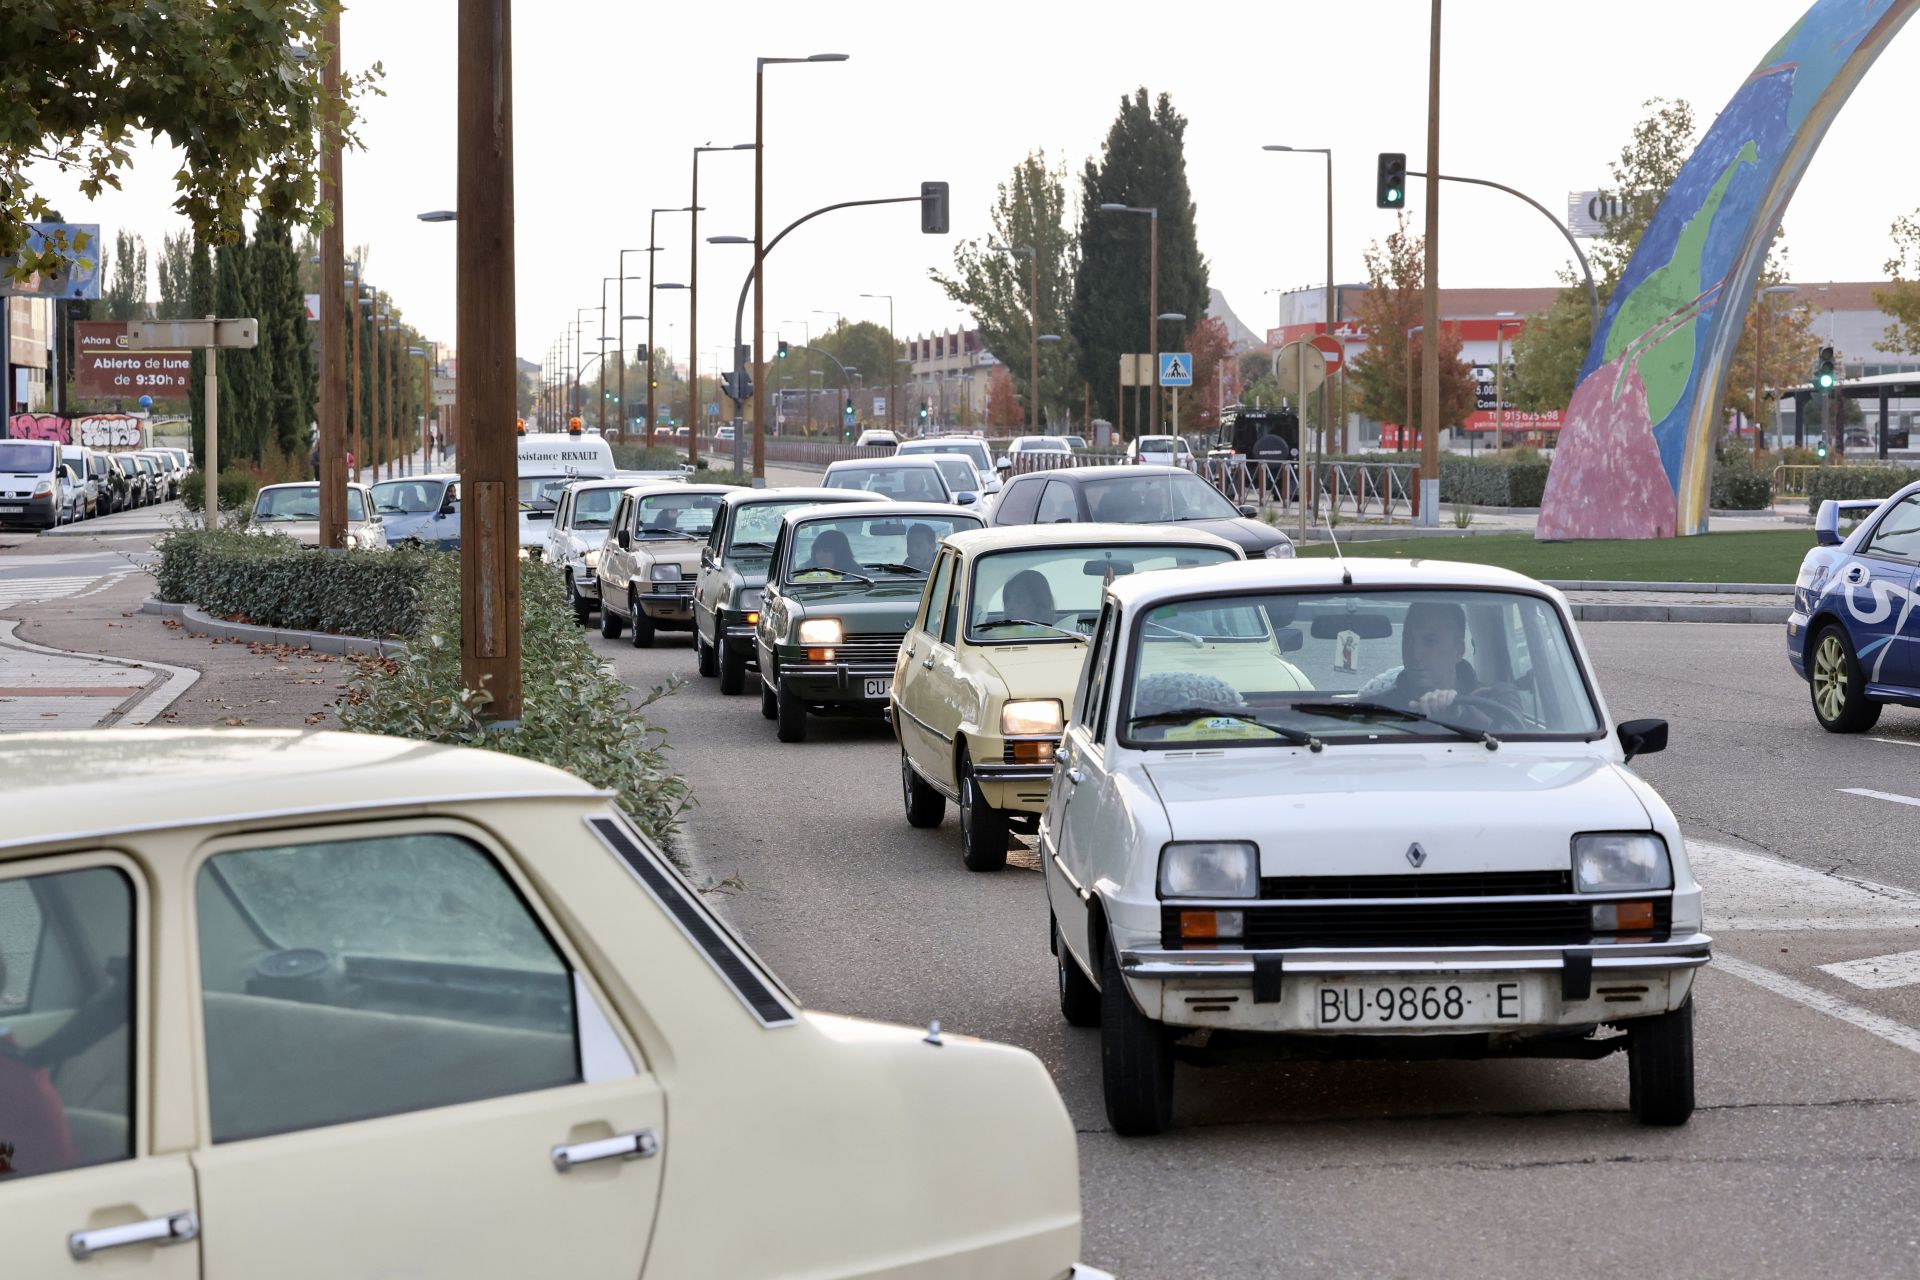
[0,569,137,611]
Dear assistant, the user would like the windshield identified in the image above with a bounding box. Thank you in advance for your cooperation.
[371,479,443,514]
[785,512,978,583]
[571,486,620,527]
[1016,437,1069,451]
[1117,588,1602,748]
[254,486,368,522]
[518,474,570,510]
[0,440,57,473]
[632,491,720,538]
[728,499,850,555]
[901,439,991,472]
[1082,472,1237,523]
[969,543,1238,643]
[824,464,949,502]
[1137,436,1190,454]
[931,457,978,494]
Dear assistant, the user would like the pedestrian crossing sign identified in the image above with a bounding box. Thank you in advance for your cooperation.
[1159,353,1193,386]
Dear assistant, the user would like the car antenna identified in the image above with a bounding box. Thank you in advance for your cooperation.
[1318,491,1352,586]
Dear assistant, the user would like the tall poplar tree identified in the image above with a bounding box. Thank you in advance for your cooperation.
[103,230,148,321]
[1069,89,1209,433]
[253,214,313,457]
[213,237,263,461]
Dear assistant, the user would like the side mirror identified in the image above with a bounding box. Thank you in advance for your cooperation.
[995,455,1012,471]
[1237,503,1258,518]
[1617,718,1668,763]
[616,529,631,550]
[957,492,978,506]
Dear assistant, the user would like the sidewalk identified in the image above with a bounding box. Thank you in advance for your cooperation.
[0,620,196,729]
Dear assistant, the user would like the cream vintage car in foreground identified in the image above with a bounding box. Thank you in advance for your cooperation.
[892,524,1242,871]
[247,482,387,549]
[0,731,1102,1279]
[1043,558,1706,1135]
[596,483,732,646]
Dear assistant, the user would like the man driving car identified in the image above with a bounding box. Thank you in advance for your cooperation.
[1358,600,1522,727]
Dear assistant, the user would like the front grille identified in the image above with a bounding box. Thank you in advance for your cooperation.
[832,632,906,665]
[647,581,694,596]
[1161,897,1670,949]
[1258,870,1572,900]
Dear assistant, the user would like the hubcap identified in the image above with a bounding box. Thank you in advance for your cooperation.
[961,773,974,841]
[1814,634,1847,720]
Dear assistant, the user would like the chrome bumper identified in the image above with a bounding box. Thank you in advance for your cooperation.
[1120,935,1713,980]
[970,762,1055,781]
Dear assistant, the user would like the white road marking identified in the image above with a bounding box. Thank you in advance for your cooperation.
[1840,787,1920,810]
[1689,839,1920,931]
[1714,955,1920,1056]
[1868,737,1920,749]
[0,568,137,609]
[1818,948,1920,990]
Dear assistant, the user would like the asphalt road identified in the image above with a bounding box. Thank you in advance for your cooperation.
[594,615,1920,1279]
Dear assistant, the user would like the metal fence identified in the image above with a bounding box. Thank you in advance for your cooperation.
[1001,448,1420,525]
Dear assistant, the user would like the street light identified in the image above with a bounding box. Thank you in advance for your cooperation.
[688,143,754,466]
[648,205,699,446]
[1097,203,1161,433]
[416,210,456,223]
[858,293,897,431]
[1264,146,1337,448]
[753,53,852,485]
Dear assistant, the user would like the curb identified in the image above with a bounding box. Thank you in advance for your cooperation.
[0,618,201,727]
[1544,579,1794,594]
[1569,602,1790,624]
[141,598,407,657]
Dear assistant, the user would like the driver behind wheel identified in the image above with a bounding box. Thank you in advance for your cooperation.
[0,953,77,1179]
[1357,600,1522,728]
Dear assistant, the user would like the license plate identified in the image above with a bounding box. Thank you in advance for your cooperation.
[0,506,21,514]
[862,677,891,699]
[1314,980,1524,1029]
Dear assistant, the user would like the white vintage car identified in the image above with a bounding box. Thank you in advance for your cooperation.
[247,482,388,549]
[1043,558,1708,1134]
[0,730,1102,1279]
[543,477,635,623]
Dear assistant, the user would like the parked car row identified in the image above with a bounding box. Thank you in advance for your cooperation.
[0,440,187,529]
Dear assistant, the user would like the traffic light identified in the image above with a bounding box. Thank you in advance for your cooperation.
[1376,153,1407,209]
[635,343,649,365]
[921,180,950,234]
[1815,345,1837,391]
[777,339,790,360]
[918,400,929,421]
[844,397,855,418]
[1816,442,1829,458]
[721,371,752,403]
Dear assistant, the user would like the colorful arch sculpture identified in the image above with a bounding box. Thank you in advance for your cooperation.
[1538,0,1920,540]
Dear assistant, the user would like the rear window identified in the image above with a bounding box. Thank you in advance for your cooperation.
[0,440,57,473]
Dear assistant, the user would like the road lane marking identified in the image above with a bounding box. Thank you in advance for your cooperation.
[1869,737,1920,749]
[1714,955,1920,1056]
[1688,839,1920,931]
[1819,948,1920,990]
[1840,787,1920,810]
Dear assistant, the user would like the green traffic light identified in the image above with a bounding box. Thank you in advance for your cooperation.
[1387,187,1401,203]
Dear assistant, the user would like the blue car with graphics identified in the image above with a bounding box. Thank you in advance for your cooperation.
[1788,481,1920,731]
[370,473,461,549]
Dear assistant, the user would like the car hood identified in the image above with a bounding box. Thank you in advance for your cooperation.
[630,538,706,573]
[1141,748,1650,875]
[976,641,1092,703]
[1171,515,1289,554]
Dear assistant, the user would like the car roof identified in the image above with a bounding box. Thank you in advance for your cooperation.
[257,481,371,494]
[1008,463,1188,485]
[374,471,458,483]
[826,456,940,470]
[1103,556,1559,609]
[718,486,886,507]
[0,730,599,855]
[780,500,981,529]
[619,482,735,499]
[943,523,1244,556]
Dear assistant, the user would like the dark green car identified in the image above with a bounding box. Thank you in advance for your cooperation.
[694,487,887,695]
[756,502,984,743]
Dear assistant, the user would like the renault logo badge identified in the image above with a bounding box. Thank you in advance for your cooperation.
[1406,842,1428,868]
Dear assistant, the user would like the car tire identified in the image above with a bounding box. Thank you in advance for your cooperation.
[760,678,778,721]
[1100,939,1173,1135]
[1055,915,1101,1028]
[1809,624,1882,733]
[1627,999,1695,1127]
[696,624,719,677]
[599,592,624,639]
[958,747,1008,872]
[775,679,807,743]
[566,575,594,625]
[901,747,944,828]
[718,633,747,695]
[628,591,655,648]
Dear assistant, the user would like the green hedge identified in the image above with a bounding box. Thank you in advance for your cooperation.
[1710,470,1773,510]
[153,529,433,638]
[1438,456,1551,507]
[178,469,265,520]
[1805,466,1917,504]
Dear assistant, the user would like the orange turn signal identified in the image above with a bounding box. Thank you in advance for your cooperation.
[806,647,835,663]
[1010,740,1056,765]
[1591,901,1656,933]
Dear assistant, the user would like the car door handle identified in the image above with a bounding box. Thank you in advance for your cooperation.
[552,1128,661,1172]
[1066,769,1085,785]
[921,658,934,669]
[69,1211,199,1260]
[905,645,916,658]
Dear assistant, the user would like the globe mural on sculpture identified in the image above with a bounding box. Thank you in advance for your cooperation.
[1538,0,1920,540]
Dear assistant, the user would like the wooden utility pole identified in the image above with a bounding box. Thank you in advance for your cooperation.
[1419,0,1443,524]
[317,11,347,546]
[458,0,522,720]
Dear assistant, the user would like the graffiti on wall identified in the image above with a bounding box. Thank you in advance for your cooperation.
[7,413,68,443]
[1538,0,1920,540]
[5,413,150,448]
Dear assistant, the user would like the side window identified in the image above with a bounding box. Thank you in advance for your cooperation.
[707,505,728,560]
[1071,605,1111,724]
[610,497,629,542]
[940,556,964,646]
[1083,604,1122,747]
[1036,481,1078,523]
[993,477,1042,525]
[555,492,572,529]
[920,551,956,637]
[195,834,595,1144]
[0,865,135,1180]
[1866,495,1920,561]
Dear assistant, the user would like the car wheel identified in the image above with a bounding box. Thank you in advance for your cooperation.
[958,746,1008,872]
[760,678,778,721]
[719,633,749,695]
[775,678,807,743]
[1100,938,1173,1135]
[566,574,594,625]
[1627,999,1695,1126]
[598,591,624,640]
[1055,915,1101,1028]
[901,747,944,828]
[696,623,719,677]
[628,590,655,648]
[1810,624,1882,733]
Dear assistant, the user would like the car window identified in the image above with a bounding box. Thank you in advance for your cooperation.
[940,561,963,644]
[195,833,587,1143]
[1866,494,1920,561]
[0,440,57,472]
[633,491,719,539]
[921,551,956,639]
[932,458,976,494]
[1083,472,1236,522]
[371,480,438,514]
[826,464,947,502]
[571,487,621,528]
[1036,481,1078,523]
[993,476,1043,525]
[786,512,977,584]
[1082,603,1122,744]
[730,500,838,555]
[968,543,1236,643]
[0,865,135,1181]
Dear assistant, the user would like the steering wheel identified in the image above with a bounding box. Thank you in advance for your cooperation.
[1440,693,1528,732]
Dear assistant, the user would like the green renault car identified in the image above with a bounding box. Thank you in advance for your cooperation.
[694,487,888,695]
[757,502,985,743]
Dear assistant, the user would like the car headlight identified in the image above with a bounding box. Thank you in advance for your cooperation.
[743,588,762,610]
[797,618,842,645]
[650,563,683,582]
[517,547,529,560]
[1263,540,1295,559]
[584,548,599,569]
[1001,698,1064,736]
[1158,841,1259,899]
[1571,833,1672,893]
[31,478,53,497]
[344,533,359,549]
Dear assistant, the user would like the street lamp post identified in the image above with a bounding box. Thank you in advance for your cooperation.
[859,293,896,432]
[570,307,594,420]
[689,145,751,465]
[1097,203,1159,433]
[753,53,850,485]
[1264,145,1337,451]
[648,205,697,447]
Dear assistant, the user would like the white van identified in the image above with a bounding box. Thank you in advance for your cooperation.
[517,431,616,558]
[0,438,67,530]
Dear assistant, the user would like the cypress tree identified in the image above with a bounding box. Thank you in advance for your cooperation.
[253,215,309,458]
[213,238,263,462]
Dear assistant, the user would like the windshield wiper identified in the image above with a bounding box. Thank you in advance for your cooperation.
[730,540,775,552]
[1144,619,1205,647]
[869,561,930,577]
[636,528,702,540]
[973,617,1083,640]
[1289,700,1499,750]
[1128,706,1321,751]
[792,566,872,583]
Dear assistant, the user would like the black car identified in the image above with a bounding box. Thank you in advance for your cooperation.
[988,463,1295,558]
[97,455,132,512]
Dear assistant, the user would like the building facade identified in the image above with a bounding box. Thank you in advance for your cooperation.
[903,328,995,431]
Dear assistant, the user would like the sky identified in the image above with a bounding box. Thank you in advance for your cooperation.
[29,0,1920,377]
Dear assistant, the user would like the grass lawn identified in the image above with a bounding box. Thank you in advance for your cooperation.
[1295,529,1814,584]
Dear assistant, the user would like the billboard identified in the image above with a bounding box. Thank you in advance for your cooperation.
[74,321,191,397]
[2,224,103,299]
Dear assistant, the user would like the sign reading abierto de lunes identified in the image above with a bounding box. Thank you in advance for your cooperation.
[74,321,190,398]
